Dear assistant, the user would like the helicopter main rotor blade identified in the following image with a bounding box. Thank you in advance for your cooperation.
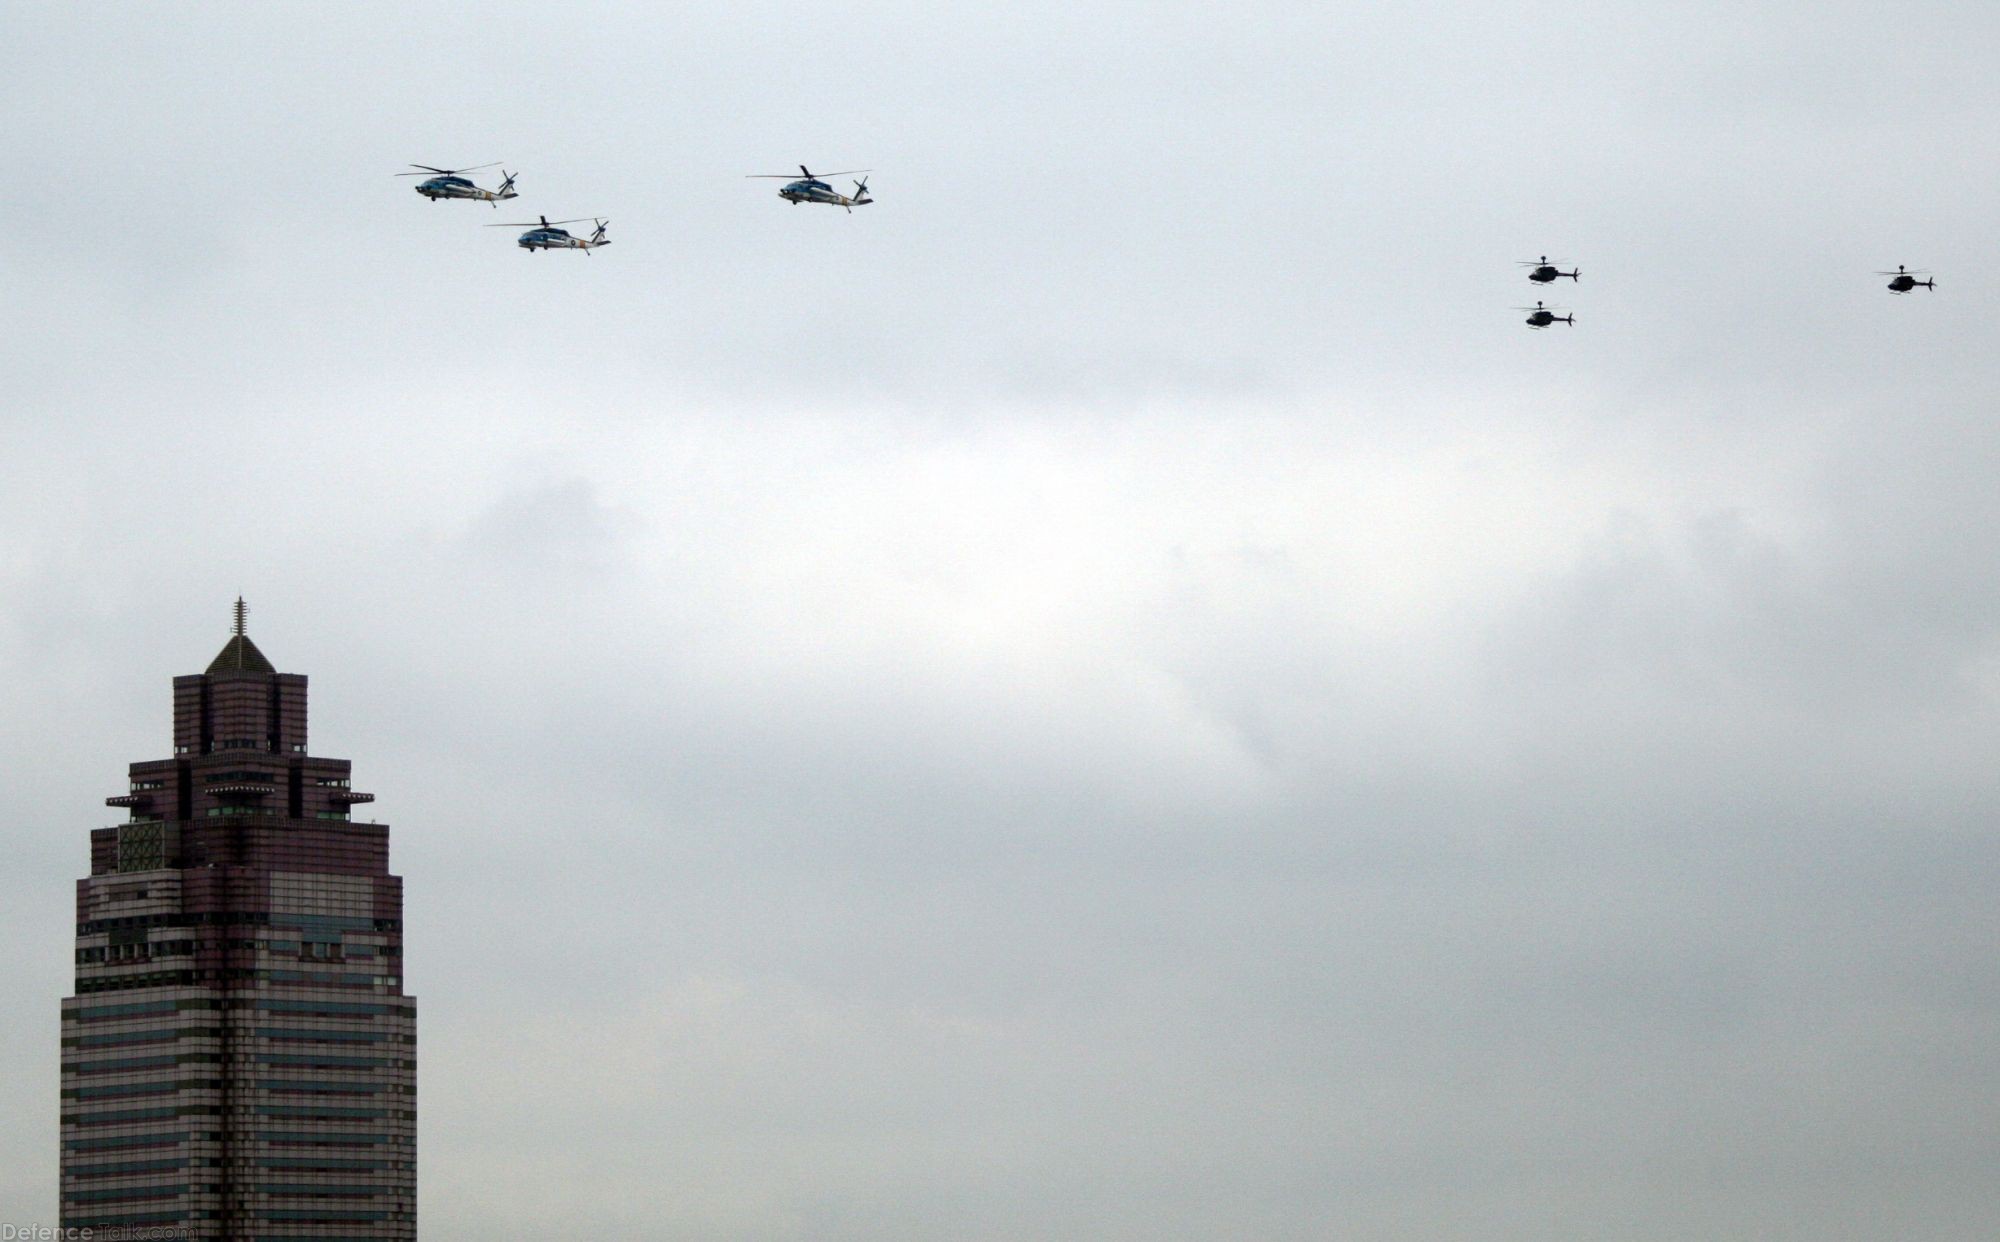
[485,217,595,227]
[399,162,502,177]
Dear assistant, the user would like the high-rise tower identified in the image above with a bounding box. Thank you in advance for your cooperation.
[60,605,416,1238]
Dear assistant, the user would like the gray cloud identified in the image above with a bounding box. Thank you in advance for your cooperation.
[6,3,2000,1239]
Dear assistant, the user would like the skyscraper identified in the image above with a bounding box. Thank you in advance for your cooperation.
[60,605,416,1238]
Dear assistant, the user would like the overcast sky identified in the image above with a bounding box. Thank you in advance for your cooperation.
[5,3,2000,1238]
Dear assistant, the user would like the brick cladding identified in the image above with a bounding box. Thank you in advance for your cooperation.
[60,627,417,1238]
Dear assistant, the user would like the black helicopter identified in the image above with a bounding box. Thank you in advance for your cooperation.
[1516,301,1575,329]
[1518,255,1580,284]
[1878,265,1936,294]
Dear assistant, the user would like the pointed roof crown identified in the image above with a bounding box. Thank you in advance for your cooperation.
[206,597,276,674]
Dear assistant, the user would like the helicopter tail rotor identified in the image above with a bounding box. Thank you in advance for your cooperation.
[853,177,872,203]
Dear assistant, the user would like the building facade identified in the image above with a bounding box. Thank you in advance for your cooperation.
[60,611,416,1238]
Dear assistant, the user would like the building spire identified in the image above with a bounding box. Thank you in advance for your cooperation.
[206,599,275,675]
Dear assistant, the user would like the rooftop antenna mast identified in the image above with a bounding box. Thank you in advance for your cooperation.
[233,597,247,637]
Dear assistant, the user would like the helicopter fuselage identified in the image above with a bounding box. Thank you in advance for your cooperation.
[416,176,516,204]
[515,227,608,252]
[777,179,871,208]
[1528,266,1579,283]
[1887,275,1934,293]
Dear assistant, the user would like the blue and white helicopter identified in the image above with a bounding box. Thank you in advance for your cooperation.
[397,163,519,206]
[747,165,873,212]
[486,216,611,254]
